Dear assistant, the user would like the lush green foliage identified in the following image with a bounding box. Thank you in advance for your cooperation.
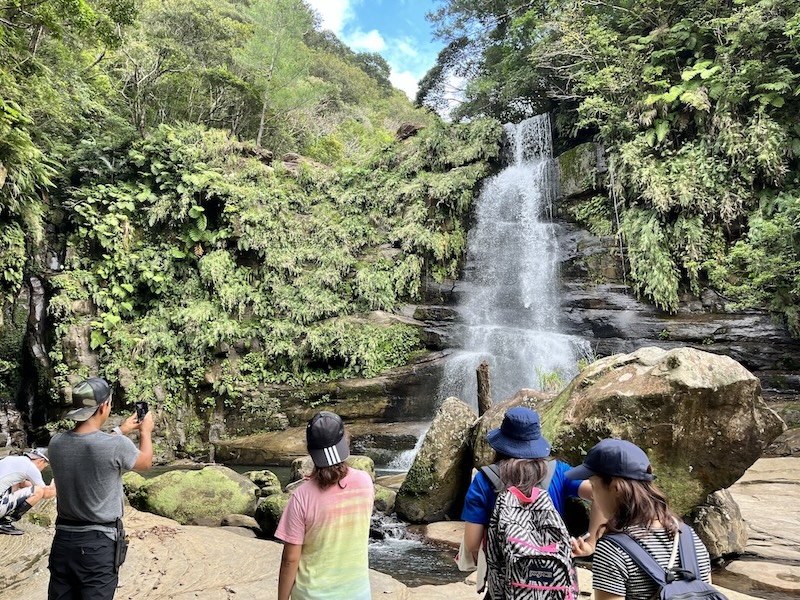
[424,0,800,328]
[48,120,500,409]
[0,0,503,429]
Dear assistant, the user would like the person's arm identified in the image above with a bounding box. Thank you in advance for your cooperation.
[278,542,302,600]
[463,522,485,558]
[572,479,607,557]
[129,411,154,472]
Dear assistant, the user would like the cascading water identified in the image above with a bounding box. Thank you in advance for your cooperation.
[438,114,589,406]
[389,114,588,470]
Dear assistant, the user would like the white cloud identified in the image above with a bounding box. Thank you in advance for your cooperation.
[390,70,421,100]
[305,0,435,100]
[305,0,352,34]
[395,39,419,58]
[345,29,387,52]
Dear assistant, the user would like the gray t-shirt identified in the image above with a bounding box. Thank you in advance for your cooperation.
[49,430,139,525]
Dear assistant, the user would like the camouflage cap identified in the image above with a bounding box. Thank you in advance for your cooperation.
[66,377,111,421]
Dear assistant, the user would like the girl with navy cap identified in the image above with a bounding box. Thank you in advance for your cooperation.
[461,407,603,581]
[566,439,713,600]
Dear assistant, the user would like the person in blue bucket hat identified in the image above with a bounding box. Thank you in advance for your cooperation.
[459,406,605,589]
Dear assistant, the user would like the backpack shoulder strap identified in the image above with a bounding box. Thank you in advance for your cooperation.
[479,464,504,493]
[603,532,668,586]
[676,523,702,578]
[539,459,557,491]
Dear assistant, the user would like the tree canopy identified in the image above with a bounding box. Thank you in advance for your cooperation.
[0,0,506,424]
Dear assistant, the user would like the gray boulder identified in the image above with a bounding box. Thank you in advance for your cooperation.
[395,397,476,523]
[690,489,747,559]
[542,346,785,515]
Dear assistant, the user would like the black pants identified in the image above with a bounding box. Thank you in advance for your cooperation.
[48,529,118,600]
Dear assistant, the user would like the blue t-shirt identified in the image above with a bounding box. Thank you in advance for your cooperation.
[461,459,582,525]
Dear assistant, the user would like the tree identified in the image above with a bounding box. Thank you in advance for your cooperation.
[235,0,315,147]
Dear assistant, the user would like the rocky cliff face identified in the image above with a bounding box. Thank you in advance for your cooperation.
[554,142,800,396]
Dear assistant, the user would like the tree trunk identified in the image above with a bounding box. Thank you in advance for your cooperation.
[255,91,268,148]
[477,360,492,416]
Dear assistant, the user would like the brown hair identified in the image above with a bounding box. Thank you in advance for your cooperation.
[599,475,680,536]
[498,457,548,496]
[311,463,349,490]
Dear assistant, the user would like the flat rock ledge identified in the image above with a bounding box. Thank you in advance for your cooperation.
[724,456,800,595]
[5,458,796,600]
[0,506,758,600]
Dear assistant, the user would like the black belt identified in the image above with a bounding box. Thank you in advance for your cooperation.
[56,516,117,528]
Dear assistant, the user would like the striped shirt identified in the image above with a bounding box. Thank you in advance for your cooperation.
[592,525,712,600]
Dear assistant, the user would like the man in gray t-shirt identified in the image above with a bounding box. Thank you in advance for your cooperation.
[48,377,154,600]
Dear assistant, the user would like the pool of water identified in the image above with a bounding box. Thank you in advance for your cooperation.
[369,537,464,587]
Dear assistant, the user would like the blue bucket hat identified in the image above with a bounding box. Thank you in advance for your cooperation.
[565,438,655,481]
[487,407,551,459]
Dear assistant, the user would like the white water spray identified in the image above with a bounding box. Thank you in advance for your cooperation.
[439,114,589,407]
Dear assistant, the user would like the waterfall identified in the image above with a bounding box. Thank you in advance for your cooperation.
[389,114,588,471]
[438,113,589,408]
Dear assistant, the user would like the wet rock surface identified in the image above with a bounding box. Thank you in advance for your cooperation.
[554,219,800,394]
[214,420,429,466]
[395,398,476,523]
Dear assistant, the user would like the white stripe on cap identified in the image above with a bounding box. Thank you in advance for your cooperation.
[323,445,341,466]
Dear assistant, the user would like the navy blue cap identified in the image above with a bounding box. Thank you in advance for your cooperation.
[565,439,655,481]
[487,407,551,459]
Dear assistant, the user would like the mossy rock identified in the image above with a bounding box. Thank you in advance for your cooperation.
[395,397,476,523]
[374,484,397,514]
[129,465,258,525]
[254,493,290,537]
[245,469,281,489]
[540,346,785,516]
[558,142,600,199]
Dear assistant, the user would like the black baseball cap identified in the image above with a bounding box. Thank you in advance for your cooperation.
[306,411,350,468]
[565,438,655,481]
[66,377,111,421]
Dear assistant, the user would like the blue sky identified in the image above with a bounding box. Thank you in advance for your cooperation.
[305,0,443,99]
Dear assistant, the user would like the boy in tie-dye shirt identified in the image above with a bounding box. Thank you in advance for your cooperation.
[276,412,374,600]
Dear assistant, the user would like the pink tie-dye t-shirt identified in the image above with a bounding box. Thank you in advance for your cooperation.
[275,467,374,600]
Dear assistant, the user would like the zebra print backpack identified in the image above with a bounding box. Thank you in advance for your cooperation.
[486,486,579,600]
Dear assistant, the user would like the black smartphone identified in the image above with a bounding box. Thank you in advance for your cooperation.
[135,401,149,422]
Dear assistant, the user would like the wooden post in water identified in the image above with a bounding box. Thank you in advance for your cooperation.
[477,360,492,416]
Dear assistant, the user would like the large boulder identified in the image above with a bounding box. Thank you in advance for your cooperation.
[254,493,290,537]
[472,389,555,467]
[395,397,476,523]
[127,466,259,525]
[542,347,785,515]
[690,489,747,559]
